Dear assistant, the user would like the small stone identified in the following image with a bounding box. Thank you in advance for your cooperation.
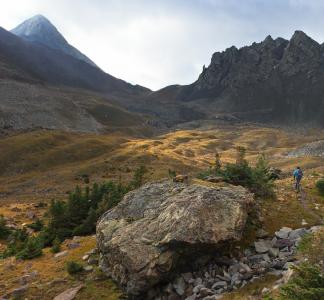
[274,238,293,249]
[254,239,272,253]
[279,252,290,259]
[87,257,98,265]
[256,228,269,238]
[268,270,283,277]
[84,266,93,272]
[86,248,97,255]
[216,275,230,282]
[199,287,213,297]
[67,242,80,249]
[244,248,254,257]
[271,236,278,246]
[310,226,322,233]
[238,263,251,273]
[54,250,68,258]
[26,210,36,219]
[249,253,270,264]
[182,272,193,283]
[173,276,186,296]
[275,227,292,239]
[241,272,253,280]
[53,284,84,300]
[193,284,204,294]
[268,247,279,258]
[262,287,270,295]
[301,219,308,226]
[289,228,308,241]
[82,255,89,261]
[283,262,295,270]
[228,263,240,275]
[212,281,227,290]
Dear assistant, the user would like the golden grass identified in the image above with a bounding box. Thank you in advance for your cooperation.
[1,124,324,205]
[0,235,122,299]
[1,124,324,298]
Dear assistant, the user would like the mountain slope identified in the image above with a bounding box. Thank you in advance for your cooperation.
[149,31,324,127]
[0,26,148,96]
[11,15,97,68]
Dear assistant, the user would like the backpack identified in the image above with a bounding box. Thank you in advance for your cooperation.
[297,169,303,179]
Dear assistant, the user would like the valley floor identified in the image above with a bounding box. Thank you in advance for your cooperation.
[0,124,324,299]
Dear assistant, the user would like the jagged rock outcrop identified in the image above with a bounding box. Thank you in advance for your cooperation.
[148,30,324,127]
[96,180,254,297]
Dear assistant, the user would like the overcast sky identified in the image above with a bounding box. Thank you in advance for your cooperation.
[1,0,324,90]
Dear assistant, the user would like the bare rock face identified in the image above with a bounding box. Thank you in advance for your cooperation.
[96,180,254,296]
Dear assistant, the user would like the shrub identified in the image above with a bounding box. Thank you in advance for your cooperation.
[198,149,274,197]
[66,261,83,275]
[297,233,312,253]
[315,179,324,196]
[168,169,177,179]
[50,237,61,254]
[1,228,29,258]
[2,167,147,259]
[129,166,147,189]
[27,219,44,232]
[0,216,11,240]
[279,263,324,300]
[16,236,43,260]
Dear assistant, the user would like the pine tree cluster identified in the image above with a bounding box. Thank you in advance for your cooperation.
[0,166,147,260]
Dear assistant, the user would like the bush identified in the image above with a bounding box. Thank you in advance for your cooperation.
[1,228,29,258]
[50,237,61,254]
[27,219,44,232]
[279,263,324,300]
[2,167,147,259]
[16,236,43,260]
[315,179,324,196]
[0,216,11,240]
[168,169,177,179]
[198,149,274,198]
[66,261,83,275]
[129,166,147,189]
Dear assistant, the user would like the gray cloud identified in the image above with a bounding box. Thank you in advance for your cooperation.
[1,0,324,90]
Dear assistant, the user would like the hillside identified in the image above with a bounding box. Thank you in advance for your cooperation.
[1,125,324,203]
[0,26,148,97]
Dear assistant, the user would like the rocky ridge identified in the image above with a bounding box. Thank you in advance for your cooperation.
[147,31,324,127]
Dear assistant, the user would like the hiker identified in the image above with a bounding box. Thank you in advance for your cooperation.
[293,166,303,192]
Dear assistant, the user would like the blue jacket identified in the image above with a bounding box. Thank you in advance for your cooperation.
[293,169,303,179]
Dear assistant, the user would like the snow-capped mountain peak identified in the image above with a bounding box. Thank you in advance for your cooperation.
[11,14,97,68]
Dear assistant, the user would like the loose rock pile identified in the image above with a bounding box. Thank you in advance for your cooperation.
[153,226,318,300]
[287,140,324,157]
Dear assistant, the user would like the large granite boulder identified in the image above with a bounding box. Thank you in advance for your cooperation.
[96,180,254,296]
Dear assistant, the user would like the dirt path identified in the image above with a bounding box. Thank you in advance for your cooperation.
[299,188,324,225]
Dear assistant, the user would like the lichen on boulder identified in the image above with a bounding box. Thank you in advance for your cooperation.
[96,180,254,296]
